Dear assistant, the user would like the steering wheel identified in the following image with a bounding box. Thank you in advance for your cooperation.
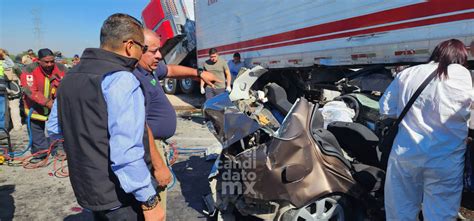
[334,95,360,121]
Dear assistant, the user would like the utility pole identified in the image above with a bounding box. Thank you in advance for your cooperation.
[31,8,42,50]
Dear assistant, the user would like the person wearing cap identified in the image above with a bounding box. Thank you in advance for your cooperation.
[72,54,80,66]
[20,48,66,162]
[54,51,67,65]
[21,49,37,65]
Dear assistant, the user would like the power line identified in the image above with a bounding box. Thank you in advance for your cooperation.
[31,8,42,50]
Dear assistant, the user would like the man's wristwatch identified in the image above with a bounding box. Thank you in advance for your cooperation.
[197,68,204,78]
[141,194,160,211]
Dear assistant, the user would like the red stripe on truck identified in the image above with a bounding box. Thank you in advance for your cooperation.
[198,11,474,58]
[198,0,474,57]
[395,50,416,56]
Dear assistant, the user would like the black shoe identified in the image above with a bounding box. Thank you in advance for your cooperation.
[51,141,65,157]
[29,154,47,164]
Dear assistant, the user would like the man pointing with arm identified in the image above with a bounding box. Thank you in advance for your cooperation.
[132,29,220,219]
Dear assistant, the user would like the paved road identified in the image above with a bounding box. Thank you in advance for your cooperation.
[166,114,219,221]
[0,114,219,221]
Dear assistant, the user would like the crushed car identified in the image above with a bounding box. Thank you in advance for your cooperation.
[203,65,393,221]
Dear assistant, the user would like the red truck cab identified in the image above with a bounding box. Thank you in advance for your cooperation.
[141,0,197,94]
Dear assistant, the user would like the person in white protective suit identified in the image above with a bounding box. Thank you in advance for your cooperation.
[379,39,473,221]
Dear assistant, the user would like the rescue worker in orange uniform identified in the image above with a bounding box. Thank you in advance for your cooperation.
[20,48,65,162]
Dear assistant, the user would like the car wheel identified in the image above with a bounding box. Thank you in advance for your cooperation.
[163,78,180,94]
[281,196,350,221]
[180,78,195,94]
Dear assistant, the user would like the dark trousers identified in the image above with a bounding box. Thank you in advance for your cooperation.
[29,119,50,154]
[93,202,144,221]
[205,87,225,100]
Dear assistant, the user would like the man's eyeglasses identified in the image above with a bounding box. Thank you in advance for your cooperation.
[123,40,148,54]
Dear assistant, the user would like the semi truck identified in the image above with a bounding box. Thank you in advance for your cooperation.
[142,0,198,94]
[142,1,474,220]
[142,0,474,96]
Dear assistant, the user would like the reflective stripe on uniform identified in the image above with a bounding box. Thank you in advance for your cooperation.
[24,72,52,121]
[43,77,50,115]
[0,61,4,77]
[24,108,48,121]
[24,77,51,121]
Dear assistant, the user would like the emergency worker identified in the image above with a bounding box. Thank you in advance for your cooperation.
[0,49,22,131]
[0,49,15,79]
[21,48,65,162]
[0,49,14,71]
[380,39,473,220]
[132,29,220,219]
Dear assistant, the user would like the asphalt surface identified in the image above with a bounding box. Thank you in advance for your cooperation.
[0,108,219,221]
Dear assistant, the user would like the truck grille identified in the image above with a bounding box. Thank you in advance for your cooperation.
[165,0,178,16]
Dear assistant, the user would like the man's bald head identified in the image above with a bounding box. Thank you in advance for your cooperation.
[144,29,161,47]
[138,29,163,72]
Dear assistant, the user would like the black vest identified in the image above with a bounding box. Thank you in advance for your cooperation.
[57,48,153,211]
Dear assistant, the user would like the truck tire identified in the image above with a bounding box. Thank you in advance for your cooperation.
[180,78,195,94]
[163,78,180,94]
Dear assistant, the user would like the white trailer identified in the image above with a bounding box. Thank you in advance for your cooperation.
[195,0,474,68]
[143,0,474,96]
